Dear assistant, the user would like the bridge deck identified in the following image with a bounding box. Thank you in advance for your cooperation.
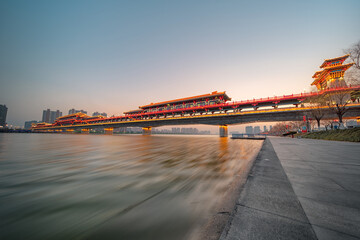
[32,103,360,131]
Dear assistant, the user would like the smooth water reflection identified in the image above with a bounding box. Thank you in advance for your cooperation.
[0,134,263,240]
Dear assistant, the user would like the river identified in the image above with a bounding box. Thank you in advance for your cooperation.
[0,133,263,240]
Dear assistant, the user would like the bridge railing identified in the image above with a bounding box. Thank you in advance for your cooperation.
[78,85,360,121]
[32,85,360,129]
[122,85,360,117]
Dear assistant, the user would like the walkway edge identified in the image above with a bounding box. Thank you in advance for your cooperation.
[219,138,318,240]
[195,140,265,240]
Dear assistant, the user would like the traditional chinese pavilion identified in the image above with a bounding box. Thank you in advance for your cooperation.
[124,91,231,115]
[311,54,354,90]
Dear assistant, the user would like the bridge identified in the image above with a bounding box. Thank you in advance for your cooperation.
[32,54,360,136]
[32,86,360,137]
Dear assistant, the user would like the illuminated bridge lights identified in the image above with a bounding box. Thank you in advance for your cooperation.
[312,54,355,90]
[31,85,360,131]
[32,103,360,131]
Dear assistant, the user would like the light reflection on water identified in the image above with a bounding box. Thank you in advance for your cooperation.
[0,134,263,240]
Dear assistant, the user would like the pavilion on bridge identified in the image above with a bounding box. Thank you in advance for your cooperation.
[311,54,354,91]
[124,91,231,115]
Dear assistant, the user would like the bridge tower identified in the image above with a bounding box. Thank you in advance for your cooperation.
[311,54,354,91]
[219,125,228,137]
[104,128,113,134]
[142,127,152,135]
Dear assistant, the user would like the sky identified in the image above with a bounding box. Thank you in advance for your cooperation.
[1,0,360,127]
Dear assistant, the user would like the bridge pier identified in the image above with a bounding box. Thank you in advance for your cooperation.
[219,125,228,138]
[142,127,152,135]
[104,128,113,134]
[81,129,90,134]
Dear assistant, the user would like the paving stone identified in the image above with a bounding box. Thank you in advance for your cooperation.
[299,197,360,238]
[291,182,360,210]
[312,225,360,240]
[221,137,360,240]
[220,139,316,240]
[221,205,316,240]
[237,174,309,222]
[270,137,360,239]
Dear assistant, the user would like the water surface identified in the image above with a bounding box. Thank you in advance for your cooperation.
[0,133,262,239]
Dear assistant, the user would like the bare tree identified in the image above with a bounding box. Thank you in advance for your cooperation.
[351,90,360,103]
[305,95,327,129]
[345,41,360,69]
[310,120,318,130]
[344,41,360,85]
[325,90,351,125]
[345,67,360,86]
[323,119,335,131]
[268,122,288,136]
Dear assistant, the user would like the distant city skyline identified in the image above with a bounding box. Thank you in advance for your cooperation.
[1,0,360,126]
[92,112,107,117]
[0,105,8,127]
[24,120,39,129]
[68,109,87,115]
[42,109,62,123]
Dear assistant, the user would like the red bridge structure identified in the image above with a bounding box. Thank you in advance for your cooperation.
[32,55,360,137]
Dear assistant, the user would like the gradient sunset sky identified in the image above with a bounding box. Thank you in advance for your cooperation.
[1,0,360,127]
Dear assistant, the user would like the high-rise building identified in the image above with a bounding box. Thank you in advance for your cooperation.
[92,112,107,117]
[50,111,62,123]
[42,109,50,123]
[245,126,253,134]
[42,109,62,123]
[254,126,261,134]
[24,120,39,129]
[57,110,62,120]
[50,111,56,123]
[69,109,87,115]
[0,104,8,127]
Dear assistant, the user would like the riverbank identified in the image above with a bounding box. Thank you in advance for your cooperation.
[301,127,360,142]
[220,137,360,240]
[193,139,265,240]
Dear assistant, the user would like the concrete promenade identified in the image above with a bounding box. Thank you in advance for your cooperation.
[220,137,360,240]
